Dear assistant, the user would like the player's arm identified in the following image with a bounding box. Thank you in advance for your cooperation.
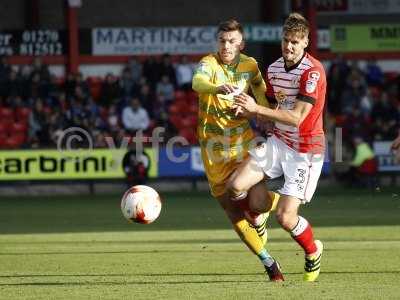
[192,60,236,94]
[235,94,312,127]
[192,73,218,94]
[236,67,323,127]
[250,67,268,108]
[391,130,400,150]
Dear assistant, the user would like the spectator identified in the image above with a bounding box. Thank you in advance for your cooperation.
[126,57,143,84]
[343,106,369,141]
[347,136,377,187]
[122,97,150,132]
[138,83,156,118]
[370,92,398,140]
[143,56,162,89]
[156,75,175,105]
[99,73,121,107]
[175,55,194,90]
[159,54,177,87]
[28,98,50,147]
[119,67,136,99]
[6,69,23,98]
[64,73,76,99]
[0,56,11,89]
[107,104,121,133]
[45,75,62,107]
[365,59,384,87]
[28,72,48,100]
[75,72,90,98]
[359,88,373,117]
[31,57,51,83]
[122,147,149,187]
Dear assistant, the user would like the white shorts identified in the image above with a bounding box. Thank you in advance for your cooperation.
[249,135,324,203]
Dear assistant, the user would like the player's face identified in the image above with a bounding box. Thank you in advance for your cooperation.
[281,32,308,66]
[217,30,244,65]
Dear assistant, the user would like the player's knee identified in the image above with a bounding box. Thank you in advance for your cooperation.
[275,210,296,230]
[226,176,244,197]
[248,198,267,214]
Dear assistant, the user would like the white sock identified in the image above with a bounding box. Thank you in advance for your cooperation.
[290,216,308,237]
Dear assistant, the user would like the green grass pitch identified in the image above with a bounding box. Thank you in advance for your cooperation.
[0,186,400,299]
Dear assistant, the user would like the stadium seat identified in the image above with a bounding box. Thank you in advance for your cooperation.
[169,114,182,129]
[187,115,198,128]
[174,90,186,102]
[186,91,198,104]
[0,133,7,148]
[0,122,9,134]
[179,128,197,144]
[15,107,31,123]
[169,104,181,115]
[174,100,189,114]
[5,134,25,148]
[0,107,14,122]
[180,117,193,128]
[188,103,198,114]
[10,122,28,135]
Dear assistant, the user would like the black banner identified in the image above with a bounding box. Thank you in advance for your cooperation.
[0,29,67,56]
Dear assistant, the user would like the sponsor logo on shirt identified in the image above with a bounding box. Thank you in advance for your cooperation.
[306,80,317,93]
[308,71,320,81]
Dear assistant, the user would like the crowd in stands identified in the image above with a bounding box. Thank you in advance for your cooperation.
[0,54,197,149]
[326,56,400,145]
[0,54,399,150]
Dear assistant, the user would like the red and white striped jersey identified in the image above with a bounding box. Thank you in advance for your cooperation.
[266,52,326,153]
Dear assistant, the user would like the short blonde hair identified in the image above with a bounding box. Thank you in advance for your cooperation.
[283,13,309,38]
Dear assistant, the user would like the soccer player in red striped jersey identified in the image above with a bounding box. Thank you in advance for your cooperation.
[228,13,325,282]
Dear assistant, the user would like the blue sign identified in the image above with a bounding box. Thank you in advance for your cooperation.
[158,147,205,177]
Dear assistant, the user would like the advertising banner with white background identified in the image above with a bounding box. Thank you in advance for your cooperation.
[92,26,329,55]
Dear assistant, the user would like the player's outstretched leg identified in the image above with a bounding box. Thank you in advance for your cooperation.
[246,187,281,245]
[235,219,284,282]
[234,192,270,246]
[276,197,322,282]
[264,258,284,282]
[245,210,269,245]
[217,195,284,282]
[304,239,323,282]
[227,160,280,246]
[290,216,323,282]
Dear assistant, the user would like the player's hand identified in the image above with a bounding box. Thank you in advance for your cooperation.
[391,136,400,151]
[232,103,252,118]
[391,134,400,164]
[234,92,258,116]
[217,84,237,95]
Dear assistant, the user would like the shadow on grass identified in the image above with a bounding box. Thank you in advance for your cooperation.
[2,270,400,286]
[1,269,400,280]
[1,187,399,234]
